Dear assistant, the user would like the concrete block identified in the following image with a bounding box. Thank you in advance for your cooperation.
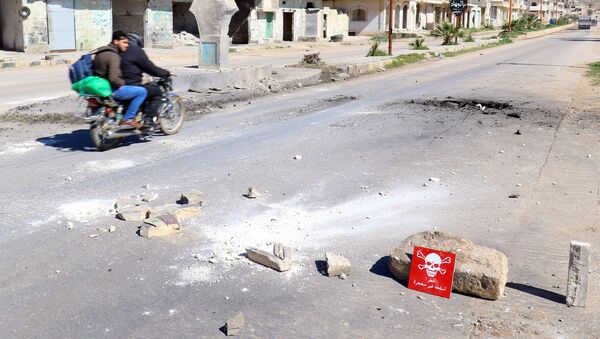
[29,61,41,67]
[140,213,181,238]
[566,241,591,307]
[225,312,244,336]
[1,63,16,69]
[246,243,292,272]
[115,196,141,210]
[326,252,351,277]
[117,205,150,221]
[178,190,204,205]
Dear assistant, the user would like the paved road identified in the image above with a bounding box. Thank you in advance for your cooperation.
[0,28,599,337]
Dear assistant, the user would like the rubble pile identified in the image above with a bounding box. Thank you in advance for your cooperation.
[172,31,200,47]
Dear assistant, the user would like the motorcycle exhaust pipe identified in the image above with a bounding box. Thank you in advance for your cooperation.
[104,130,142,139]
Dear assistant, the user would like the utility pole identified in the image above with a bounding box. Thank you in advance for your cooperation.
[388,0,393,56]
[509,0,513,31]
[540,0,543,20]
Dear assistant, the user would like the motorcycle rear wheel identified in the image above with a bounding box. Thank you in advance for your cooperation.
[90,124,122,151]
[159,98,185,135]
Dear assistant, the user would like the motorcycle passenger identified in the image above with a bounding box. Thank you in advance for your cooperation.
[94,30,147,128]
[121,32,171,126]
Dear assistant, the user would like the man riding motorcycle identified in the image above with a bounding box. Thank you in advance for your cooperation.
[93,30,147,128]
[121,32,172,126]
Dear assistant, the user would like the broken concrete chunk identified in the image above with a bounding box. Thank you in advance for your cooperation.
[174,206,202,220]
[108,226,116,233]
[566,241,591,307]
[246,243,292,272]
[116,205,150,221]
[149,203,179,216]
[225,312,244,336]
[326,252,351,277]
[388,231,509,300]
[178,190,204,205]
[66,221,74,230]
[139,213,181,238]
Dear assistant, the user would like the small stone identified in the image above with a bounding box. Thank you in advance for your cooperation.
[225,312,244,336]
[586,154,591,158]
[108,226,116,233]
[66,221,74,230]
[139,192,159,203]
[243,187,259,199]
[141,184,150,189]
[326,252,351,277]
[339,273,347,280]
[178,190,204,205]
[139,214,181,238]
[174,206,202,220]
[429,177,441,183]
[417,295,426,300]
[115,196,141,210]
[89,234,99,238]
[558,318,564,322]
[499,150,505,154]
[246,243,292,272]
[399,292,406,296]
[508,194,519,199]
[293,155,302,160]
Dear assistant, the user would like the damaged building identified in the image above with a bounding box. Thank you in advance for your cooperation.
[0,0,349,53]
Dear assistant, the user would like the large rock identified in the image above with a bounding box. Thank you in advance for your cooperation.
[325,252,351,277]
[388,231,508,300]
[246,243,292,272]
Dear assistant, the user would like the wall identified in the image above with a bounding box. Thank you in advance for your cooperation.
[332,0,383,35]
[113,0,146,36]
[229,0,256,43]
[323,7,349,38]
[146,0,173,48]
[279,0,323,9]
[23,0,49,52]
[74,0,112,51]
[0,0,25,51]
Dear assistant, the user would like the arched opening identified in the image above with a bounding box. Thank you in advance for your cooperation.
[402,5,408,29]
[306,2,315,9]
[351,8,367,21]
[395,5,401,29]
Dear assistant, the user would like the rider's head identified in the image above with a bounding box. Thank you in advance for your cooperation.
[111,30,129,52]
[127,32,144,48]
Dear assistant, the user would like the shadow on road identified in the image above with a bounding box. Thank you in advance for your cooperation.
[506,282,566,304]
[36,129,148,152]
[369,256,408,287]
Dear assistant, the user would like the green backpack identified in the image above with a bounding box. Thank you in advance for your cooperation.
[71,76,112,97]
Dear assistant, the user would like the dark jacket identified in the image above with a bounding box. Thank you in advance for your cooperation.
[93,44,125,89]
[120,43,169,86]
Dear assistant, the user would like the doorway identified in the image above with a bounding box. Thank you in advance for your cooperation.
[48,0,76,51]
[265,12,274,39]
[402,5,408,29]
[283,12,294,41]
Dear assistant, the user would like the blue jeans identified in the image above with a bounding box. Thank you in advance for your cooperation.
[112,86,147,120]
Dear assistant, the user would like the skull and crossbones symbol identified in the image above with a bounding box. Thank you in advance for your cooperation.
[417,250,452,277]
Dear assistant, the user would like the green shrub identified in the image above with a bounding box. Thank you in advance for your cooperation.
[431,22,464,45]
[366,39,388,57]
[409,38,429,50]
[463,34,475,42]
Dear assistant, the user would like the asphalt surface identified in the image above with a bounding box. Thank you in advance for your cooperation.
[1,28,599,338]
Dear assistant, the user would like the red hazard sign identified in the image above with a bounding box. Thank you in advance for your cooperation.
[408,246,457,299]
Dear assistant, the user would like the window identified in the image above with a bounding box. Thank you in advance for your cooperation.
[351,8,367,21]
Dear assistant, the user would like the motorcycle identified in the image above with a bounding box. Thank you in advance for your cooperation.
[78,77,185,151]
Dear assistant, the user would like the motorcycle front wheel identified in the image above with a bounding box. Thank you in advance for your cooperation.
[159,97,185,135]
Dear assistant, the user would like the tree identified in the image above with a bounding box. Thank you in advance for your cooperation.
[431,22,464,45]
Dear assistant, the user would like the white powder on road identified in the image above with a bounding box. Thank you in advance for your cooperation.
[77,159,136,173]
[175,265,214,286]
[58,199,113,223]
[0,141,42,155]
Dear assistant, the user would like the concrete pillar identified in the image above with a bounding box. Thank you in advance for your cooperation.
[190,0,238,69]
[566,241,591,307]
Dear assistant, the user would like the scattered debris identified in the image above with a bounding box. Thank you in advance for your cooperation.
[429,177,441,183]
[508,194,520,199]
[139,192,159,203]
[388,231,509,300]
[515,130,522,135]
[108,226,116,233]
[417,295,426,300]
[302,53,321,65]
[139,213,181,238]
[507,113,521,119]
[293,155,302,160]
[172,31,199,47]
[178,190,204,206]
[89,234,99,238]
[339,273,347,280]
[243,187,259,199]
[246,243,292,272]
[114,196,141,210]
[66,221,74,230]
[326,252,351,277]
[224,312,245,336]
[475,103,486,111]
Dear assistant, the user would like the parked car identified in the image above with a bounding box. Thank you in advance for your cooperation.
[578,16,592,29]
